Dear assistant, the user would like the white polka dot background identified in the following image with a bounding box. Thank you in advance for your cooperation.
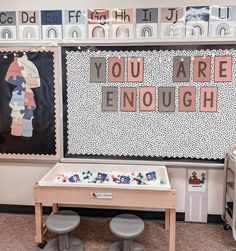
[65,49,236,160]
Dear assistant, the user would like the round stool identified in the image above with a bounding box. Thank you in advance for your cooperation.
[45,210,83,251]
[108,214,146,251]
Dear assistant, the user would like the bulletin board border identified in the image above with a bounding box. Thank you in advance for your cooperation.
[0,46,61,161]
[61,44,236,166]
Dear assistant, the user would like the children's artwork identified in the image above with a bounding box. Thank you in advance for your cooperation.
[146,171,157,181]
[210,6,236,37]
[188,170,206,192]
[0,48,59,158]
[0,11,17,40]
[97,172,108,182]
[87,9,110,39]
[185,169,208,222]
[160,8,185,38]
[120,175,131,184]
[41,10,62,40]
[186,6,210,37]
[63,10,87,40]
[136,8,158,39]
[111,9,134,39]
[55,170,166,187]
[18,11,40,40]
[69,174,80,183]
[63,46,236,160]
[5,55,40,137]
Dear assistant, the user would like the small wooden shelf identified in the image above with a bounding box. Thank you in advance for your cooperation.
[227,183,234,201]
[222,153,236,240]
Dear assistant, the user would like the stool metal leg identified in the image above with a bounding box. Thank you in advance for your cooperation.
[58,235,63,251]
[122,239,133,251]
[64,233,70,249]
[58,233,70,250]
[46,236,83,251]
[108,240,146,251]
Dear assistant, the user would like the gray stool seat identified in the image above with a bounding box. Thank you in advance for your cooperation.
[108,214,146,251]
[45,210,83,251]
[46,210,80,234]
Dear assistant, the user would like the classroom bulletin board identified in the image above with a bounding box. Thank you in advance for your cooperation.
[0,47,60,160]
[62,45,236,161]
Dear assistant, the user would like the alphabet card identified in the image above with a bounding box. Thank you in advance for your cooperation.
[88,9,110,39]
[160,8,185,38]
[111,9,134,39]
[63,10,86,40]
[136,8,158,39]
[0,11,17,40]
[18,11,40,40]
[209,6,236,37]
[185,6,210,37]
[63,46,236,160]
[41,10,62,40]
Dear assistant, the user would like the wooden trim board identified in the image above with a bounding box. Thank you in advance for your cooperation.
[0,46,61,161]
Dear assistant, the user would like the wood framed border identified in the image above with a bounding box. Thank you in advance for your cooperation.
[0,46,60,161]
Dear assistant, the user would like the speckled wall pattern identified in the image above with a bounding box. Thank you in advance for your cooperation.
[65,48,236,159]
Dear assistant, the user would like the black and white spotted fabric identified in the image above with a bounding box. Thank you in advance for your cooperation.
[65,49,236,159]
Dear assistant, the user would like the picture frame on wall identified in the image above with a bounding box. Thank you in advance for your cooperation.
[0,47,60,161]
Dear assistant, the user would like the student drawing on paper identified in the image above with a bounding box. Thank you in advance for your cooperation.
[189,171,201,185]
[5,54,41,137]
[200,172,206,184]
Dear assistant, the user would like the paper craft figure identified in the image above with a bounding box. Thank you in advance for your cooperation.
[11,118,24,137]
[69,174,80,183]
[146,171,157,181]
[200,172,206,184]
[120,175,131,184]
[97,172,108,182]
[5,54,41,137]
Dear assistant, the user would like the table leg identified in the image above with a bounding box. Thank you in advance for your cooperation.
[165,209,170,230]
[35,202,43,244]
[52,203,59,213]
[169,209,176,251]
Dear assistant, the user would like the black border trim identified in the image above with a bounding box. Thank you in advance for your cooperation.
[61,45,233,163]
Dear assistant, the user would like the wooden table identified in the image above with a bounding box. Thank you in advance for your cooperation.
[34,183,176,251]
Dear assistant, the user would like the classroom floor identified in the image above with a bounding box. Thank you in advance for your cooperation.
[0,213,236,251]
